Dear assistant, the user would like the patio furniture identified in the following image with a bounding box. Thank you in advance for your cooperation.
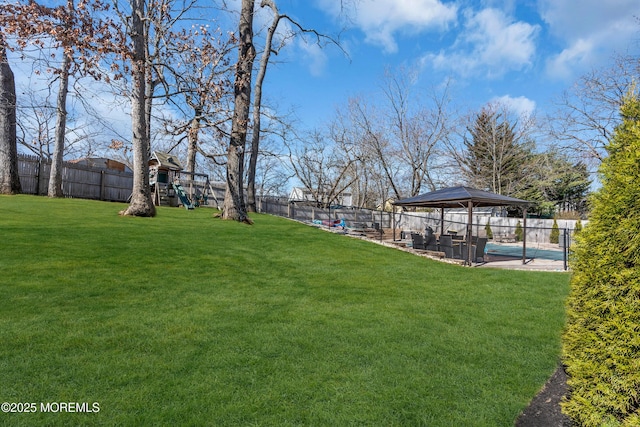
[461,237,488,263]
[438,235,456,258]
[424,227,438,251]
[424,233,438,251]
[411,233,426,250]
[473,237,488,263]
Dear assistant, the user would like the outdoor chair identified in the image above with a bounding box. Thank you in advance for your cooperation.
[424,234,439,251]
[424,227,438,251]
[461,237,488,263]
[473,237,488,263]
[438,235,455,258]
[411,233,426,250]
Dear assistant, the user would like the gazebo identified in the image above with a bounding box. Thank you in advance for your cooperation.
[393,186,531,265]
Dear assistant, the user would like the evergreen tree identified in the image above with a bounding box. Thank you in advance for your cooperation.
[484,220,493,239]
[514,220,523,242]
[562,90,640,426]
[460,107,533,197]
[573,219,582,235]
[550,218,560,244]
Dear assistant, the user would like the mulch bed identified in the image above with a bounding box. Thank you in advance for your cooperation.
[515,364,573,427]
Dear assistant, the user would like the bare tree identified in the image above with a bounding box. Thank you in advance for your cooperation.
[380,69,451,197]
[48,10,72,198]
[159,23,235,175]
[1,0,116,197]
[285,128,357,208]
[246,0,343,212]
[119,0,155,216]
[547,55,636,169]
[345,96,403,202]
[221,0,255,222]
[0,39,20,194]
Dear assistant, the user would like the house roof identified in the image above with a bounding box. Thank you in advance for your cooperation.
[151,151,182,170]
[393,186,530,209]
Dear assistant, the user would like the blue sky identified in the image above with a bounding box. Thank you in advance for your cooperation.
[259,0,639,128]
[7,0,639,155]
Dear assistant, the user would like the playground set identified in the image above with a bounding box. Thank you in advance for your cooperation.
[148,151,220,210]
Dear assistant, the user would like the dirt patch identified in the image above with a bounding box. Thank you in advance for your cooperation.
[515,365,573,427]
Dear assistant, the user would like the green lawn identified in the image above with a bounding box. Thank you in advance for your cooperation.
[0,195,569,426]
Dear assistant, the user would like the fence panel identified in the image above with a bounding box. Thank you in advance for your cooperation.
[17,155,41,194]
[17,155,133,202]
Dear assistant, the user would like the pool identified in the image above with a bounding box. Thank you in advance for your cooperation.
[485,242,567,261]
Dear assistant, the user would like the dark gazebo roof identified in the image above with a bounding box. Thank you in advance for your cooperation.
[393,186,530,209]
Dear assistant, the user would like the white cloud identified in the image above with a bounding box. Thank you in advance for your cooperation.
[298,38,328,77]
[544,39,594,80]
[422,8,539,78]
[317,0,458,53]
[539,0,639,80]
[490,95,536,118]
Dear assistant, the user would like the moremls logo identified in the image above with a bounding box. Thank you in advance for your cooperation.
[40,402,100,413]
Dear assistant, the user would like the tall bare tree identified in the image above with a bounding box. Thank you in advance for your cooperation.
[48,2,72,197]
[1,0,116,197]
[221,0,255,222]
[285,128,357,208]
[160,23,235,175]
[246,0,342,211]
[547,54,636,170]
[120,0,155,216]
[246,0,281,213]
[380,69,451,197]
[0,39,20,194]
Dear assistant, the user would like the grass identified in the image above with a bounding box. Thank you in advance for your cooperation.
[0,195,570,426]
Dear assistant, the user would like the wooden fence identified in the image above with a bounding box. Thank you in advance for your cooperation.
[18,155,133,202]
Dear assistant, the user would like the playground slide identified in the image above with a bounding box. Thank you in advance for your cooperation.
[171,183,194,210]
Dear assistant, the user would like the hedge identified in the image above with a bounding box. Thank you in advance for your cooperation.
[562,90,640,426]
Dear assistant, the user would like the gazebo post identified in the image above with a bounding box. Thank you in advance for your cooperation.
[440,207,445,237]
[392,207,396,241]
[467,200,473,265]
[522,208,528,264]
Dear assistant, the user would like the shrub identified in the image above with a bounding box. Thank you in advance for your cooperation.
[484,220,493,239]
[562,90,640,426]
[550,218,560,244]
[573,219,582,235]
[514,220,523,242]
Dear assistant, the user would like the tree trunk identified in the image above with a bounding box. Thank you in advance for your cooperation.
[0,42,21,194]
[247,0,280,212]
[48,48,71,197]
[222,0,255,222]
[185,114,200,174]
[120,0,155,217]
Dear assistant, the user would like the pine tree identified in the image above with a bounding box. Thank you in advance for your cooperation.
[573,219,582,235]
[562,89,640,426]
[550,218,560,244]
[514,220,523,242]
[484,220,493,239]
[460,107,532,197]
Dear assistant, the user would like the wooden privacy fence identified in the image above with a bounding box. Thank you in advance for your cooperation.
[18,155,133,202]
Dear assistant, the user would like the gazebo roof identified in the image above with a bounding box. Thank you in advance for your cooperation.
[393,186,530,209]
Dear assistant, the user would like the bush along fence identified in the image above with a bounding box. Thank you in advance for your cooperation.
[18,155,133,202]
[258,197,583,268]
